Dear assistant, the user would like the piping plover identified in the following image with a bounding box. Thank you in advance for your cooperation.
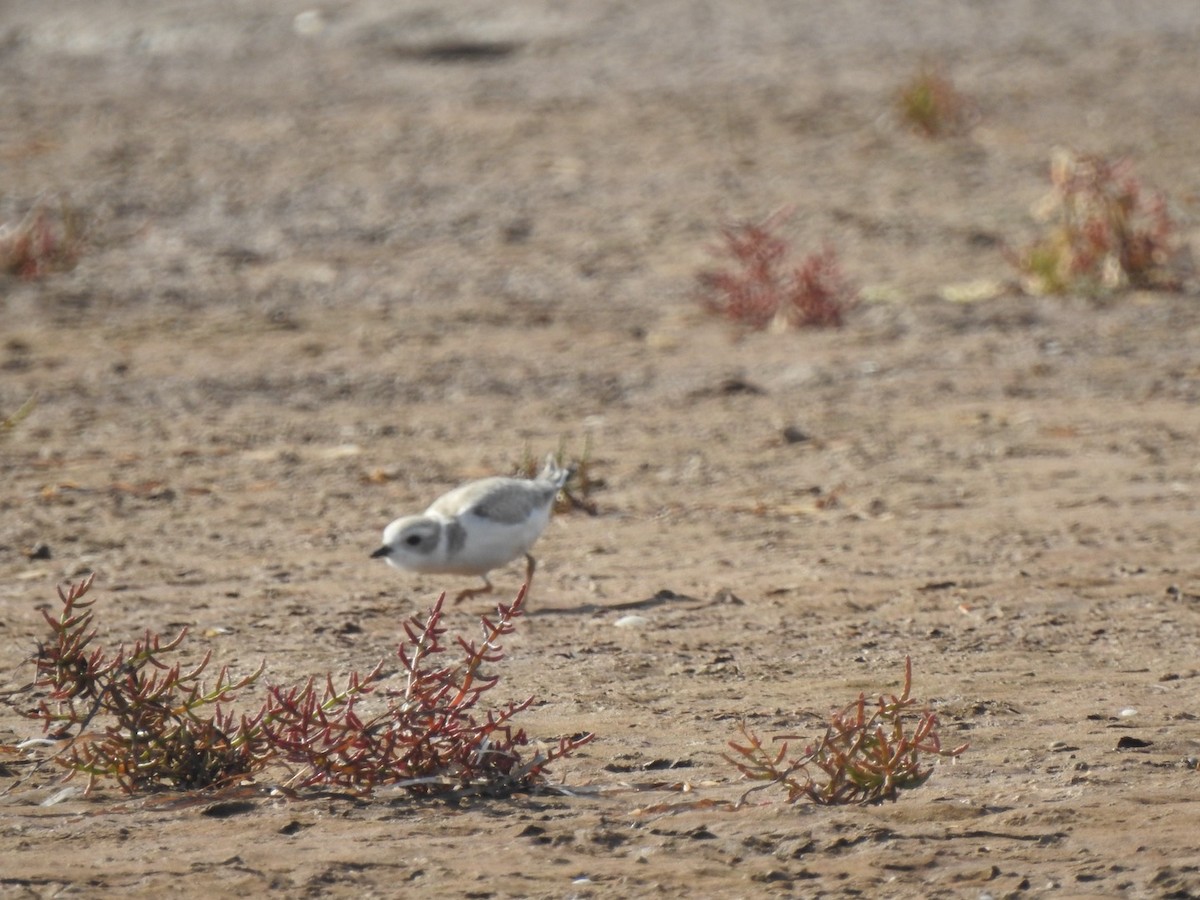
[371,455,572,603]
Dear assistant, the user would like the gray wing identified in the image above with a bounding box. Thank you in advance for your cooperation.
[469,480,555,524]
[428,475,558,525]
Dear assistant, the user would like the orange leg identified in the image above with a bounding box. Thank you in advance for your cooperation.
[452,554,537,605]
[453,575,494,605]
[523,554,537,595]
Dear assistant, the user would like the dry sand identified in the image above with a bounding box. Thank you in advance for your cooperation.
[2,2,1200,897]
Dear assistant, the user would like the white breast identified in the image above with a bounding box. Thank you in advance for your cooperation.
[437,504,552,574]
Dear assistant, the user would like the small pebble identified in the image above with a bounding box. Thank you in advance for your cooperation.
[782,425,810,444]
[40,786,81,807]
[293,10,325,36]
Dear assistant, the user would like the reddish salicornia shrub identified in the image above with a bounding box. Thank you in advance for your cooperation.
[895,64,973,138]
[0,195,83,280]
[699,210,857,331]
[1012,148,1180,295]
[18,575,592,796]
[726,657,968,806]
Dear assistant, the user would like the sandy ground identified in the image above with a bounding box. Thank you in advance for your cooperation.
[2,2,1200,897]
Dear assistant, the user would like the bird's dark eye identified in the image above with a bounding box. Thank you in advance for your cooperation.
[405,534,422,546]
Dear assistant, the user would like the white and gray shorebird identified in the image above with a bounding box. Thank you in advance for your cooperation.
[370,456,572,603]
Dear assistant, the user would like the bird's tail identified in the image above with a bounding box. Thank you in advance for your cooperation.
[538,453,574,490]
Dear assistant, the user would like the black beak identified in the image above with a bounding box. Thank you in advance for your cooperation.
[370,546,391,559]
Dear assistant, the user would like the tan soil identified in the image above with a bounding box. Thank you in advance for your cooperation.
[2,2,1200,897]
